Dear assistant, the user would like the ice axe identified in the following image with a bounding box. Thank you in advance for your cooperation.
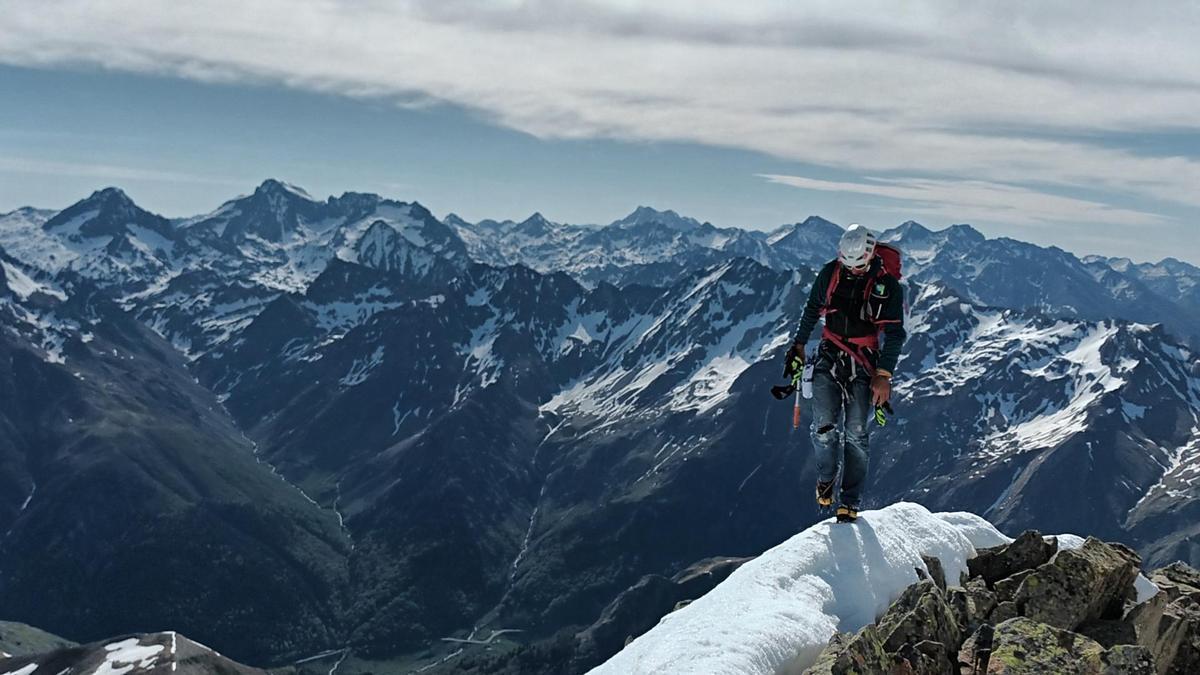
[770,362,807,429]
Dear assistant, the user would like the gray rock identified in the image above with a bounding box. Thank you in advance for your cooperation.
[1143,590,1200,675]
[948,578,997,636]
[956,622,995,674]
[921,555,947,592]
[968,530,1058,587]
[802,624,890,675]
[1150,562,1200,603]
[1100,644,1156,674]
[876,580,962,656]
[991,601,1019,625]
[994,569,1035,604]
[902,639,955,674]
[1014,537,1141,631]
[964,617,1106,673]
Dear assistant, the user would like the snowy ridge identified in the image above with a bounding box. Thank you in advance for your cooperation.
[589,502,1010,674]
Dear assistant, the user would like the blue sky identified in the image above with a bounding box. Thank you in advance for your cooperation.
[1,2,1198,264]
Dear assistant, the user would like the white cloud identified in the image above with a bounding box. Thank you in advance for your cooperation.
[2,1,1199,218]
[0,156,248,186]
[757,173,1166,228]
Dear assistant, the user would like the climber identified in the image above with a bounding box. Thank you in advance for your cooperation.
[783,224,907,523]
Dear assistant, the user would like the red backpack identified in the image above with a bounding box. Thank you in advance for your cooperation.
[875,242,903,280]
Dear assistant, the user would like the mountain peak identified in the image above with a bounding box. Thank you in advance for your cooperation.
[443,213,471,227]
[800,215,839,229]
[43,186,168,237]
[766,215,842,248]
[255,179,312,200]
[896,219,931,233]
[615,206,702,231]
[945,223,985,242]
[521,212,550,226]
[89,186,134,204]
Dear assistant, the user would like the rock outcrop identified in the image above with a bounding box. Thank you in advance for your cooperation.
[967,531,1059,587]
[1014,538,1141,631]
[805,531,1200,675]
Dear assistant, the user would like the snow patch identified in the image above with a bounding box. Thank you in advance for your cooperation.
[2,261,66,301]
[94,638,165,675]
[340,345,386,387]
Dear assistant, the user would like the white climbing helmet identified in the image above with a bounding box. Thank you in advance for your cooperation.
[838,223,877,272]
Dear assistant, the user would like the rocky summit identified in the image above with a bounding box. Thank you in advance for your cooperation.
[806,532,1200,675]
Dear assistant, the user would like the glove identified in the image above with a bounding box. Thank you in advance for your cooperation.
[783,341,805,379]
[770,384,795,400]
[873,401,895,426]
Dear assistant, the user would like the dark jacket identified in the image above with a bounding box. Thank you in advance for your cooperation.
[792,258,907,373]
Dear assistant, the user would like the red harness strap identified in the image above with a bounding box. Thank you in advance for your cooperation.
[821,327,877,376]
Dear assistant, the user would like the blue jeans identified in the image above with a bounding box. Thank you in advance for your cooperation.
[810,346,873,508]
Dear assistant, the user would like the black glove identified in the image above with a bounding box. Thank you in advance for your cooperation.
[783,341,805,379]
[770,384,795,400]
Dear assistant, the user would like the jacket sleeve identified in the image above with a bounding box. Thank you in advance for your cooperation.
[876,279,907,374]
[792,263,832,347]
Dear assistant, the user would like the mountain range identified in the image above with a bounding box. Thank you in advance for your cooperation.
[0,180,1197,673]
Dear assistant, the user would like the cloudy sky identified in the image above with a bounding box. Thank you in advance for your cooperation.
[1,1,1198,263]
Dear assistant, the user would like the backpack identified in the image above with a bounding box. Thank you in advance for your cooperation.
[818,242,904,375]
[874,242,903,280]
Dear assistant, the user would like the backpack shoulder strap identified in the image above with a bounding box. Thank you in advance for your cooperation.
[822,259,841,312]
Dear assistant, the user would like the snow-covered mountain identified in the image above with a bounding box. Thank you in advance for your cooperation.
[191,244,1197,669]
[448,207,788,288]
[2,181,1199,673]
[447,207,1200,347]
[0,181,467,359]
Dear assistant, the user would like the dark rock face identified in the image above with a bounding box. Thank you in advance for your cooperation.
[1014,538,1141,631]
[967,530,1058,587]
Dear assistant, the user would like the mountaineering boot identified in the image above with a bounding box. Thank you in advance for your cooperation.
[835,504,858,523]
[816,480,834,507]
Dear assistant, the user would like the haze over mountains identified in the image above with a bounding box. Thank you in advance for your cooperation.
[1,180,1198,673]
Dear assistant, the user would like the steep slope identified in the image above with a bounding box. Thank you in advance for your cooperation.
[880,282,1200,544]
[0,252,351,665]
